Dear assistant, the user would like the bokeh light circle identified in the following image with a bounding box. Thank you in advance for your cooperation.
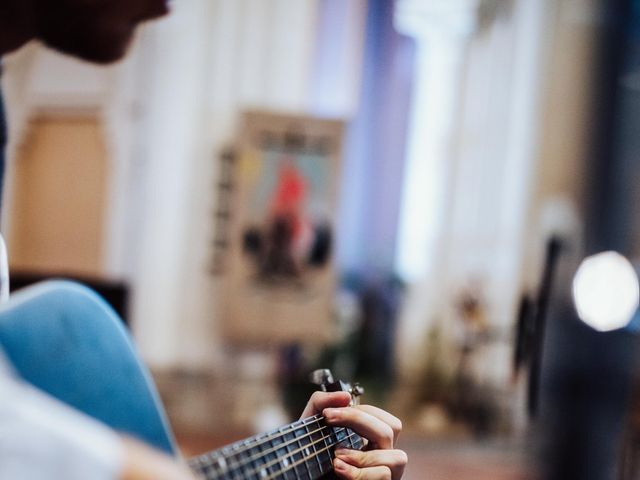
[572,251,639,332]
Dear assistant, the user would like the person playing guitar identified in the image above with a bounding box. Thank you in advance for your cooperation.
[0,1,407,479]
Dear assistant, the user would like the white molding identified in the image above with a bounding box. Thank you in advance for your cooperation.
[395,0,484,41]
[395,0,484,283]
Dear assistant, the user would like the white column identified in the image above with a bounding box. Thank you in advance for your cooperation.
[132,0,325,369]
[394,0,484,372]
[129,0,216,368]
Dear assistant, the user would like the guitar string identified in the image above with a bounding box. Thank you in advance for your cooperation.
[209,430,358,480]
[242,426,353,478]
[262,432,359,480]
[193,413,323,465]
[195,423,334,474]
[192,414,332,470]
[194,421,357,477]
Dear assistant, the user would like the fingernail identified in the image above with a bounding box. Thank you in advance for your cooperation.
[334,458,347,470]
[334,449,350,457]
[323,408,339,419]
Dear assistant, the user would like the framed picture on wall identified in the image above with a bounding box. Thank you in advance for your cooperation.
[220,110,344,345]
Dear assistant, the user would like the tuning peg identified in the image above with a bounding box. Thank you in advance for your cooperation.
[350,383,364,405]
[351,383,364,397]
[310,369,335,391]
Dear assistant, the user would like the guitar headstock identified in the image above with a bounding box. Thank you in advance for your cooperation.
[310,368,364,406]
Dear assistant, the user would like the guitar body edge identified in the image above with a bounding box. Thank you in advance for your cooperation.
[0,280,178,455]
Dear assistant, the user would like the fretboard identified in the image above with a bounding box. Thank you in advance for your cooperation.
[187,414,364,480]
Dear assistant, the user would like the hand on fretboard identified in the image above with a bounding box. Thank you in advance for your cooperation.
[188,414,363,480]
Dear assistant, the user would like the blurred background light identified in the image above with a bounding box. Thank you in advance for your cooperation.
[572,251,639,332]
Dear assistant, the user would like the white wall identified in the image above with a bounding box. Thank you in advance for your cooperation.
[394,0,557,385]
[2,0,367,370]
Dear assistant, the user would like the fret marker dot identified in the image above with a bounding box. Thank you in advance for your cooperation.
[304,448,311,456]
[282,458,289,467]
[260,468,268,478]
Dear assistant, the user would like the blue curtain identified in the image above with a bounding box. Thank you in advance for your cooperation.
[335,0,416,277]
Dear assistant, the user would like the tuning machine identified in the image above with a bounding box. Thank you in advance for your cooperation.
[310,368,365,406]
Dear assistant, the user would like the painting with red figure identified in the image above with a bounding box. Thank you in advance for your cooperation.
[221,111,343,344]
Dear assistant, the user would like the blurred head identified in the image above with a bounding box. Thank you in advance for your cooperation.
[1,0,170,63]
[36,0,170,62]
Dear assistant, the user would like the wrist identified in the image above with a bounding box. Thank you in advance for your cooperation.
[119,436,195,480]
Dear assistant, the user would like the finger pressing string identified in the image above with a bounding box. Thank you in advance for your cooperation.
[300,391,352,419]
[333,458,392,480]
[335,448,407,480]
[355,405,403,444]
[323,407,395,450]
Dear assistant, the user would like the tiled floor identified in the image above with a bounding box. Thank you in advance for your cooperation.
[399,439,534,480]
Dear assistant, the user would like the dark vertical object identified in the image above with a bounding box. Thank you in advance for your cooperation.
[353,277,401,395]
[0,85,6,219]
[528,237,562,417]
[209,148,236,275]
[540,300,636,480]
[585,1,636,256]
[539,1,640,479]
[512,294,533,377]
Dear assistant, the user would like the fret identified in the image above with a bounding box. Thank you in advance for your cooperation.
[316,419,329,478]
[351,429,364,451]
[230,442,249,479]
[242,438,260,479]
[306,419,324,478]
[273,426,293,480]
[253,435,266,472]
[221,455,234,480]
[298,421,314,479]
[222,453,235,480]
[188,414,366,480]
[263,434,279,478]
[189,449,229,480]
[317,420,333,473]
[278,426,294,480]
[292,423,310,479]
[334,426,348,447]
[268,426,288,480]
[209,452,227,480]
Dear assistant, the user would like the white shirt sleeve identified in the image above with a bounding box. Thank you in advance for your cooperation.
[0,353,124,480]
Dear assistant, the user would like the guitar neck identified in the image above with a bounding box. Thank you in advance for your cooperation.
[187,414,363,480]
